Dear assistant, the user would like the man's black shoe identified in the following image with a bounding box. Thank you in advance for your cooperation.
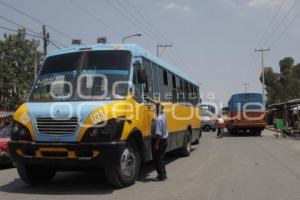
[158,176,167,181]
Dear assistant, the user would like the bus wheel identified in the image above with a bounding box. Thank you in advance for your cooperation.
[203,125,210,132]
[105,143,141,188]
[228,129,235,136]
[179,130,192,157]
[256,130,262,137]
[16,164,56,185]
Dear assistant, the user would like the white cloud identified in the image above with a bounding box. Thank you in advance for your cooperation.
[222,0,283,9]
[163,2,191,12]
[247,0,282,7]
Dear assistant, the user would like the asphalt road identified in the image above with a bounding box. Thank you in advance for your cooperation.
[1,130,300,200]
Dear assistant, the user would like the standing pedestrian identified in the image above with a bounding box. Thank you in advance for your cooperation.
[151,103,168,181]
[217,115,225,138]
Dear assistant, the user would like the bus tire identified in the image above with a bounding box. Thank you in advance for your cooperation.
[16,163,56,185]
[178,130,192,157]
[105,142,141,188]
[256,130,262,137]
[203,125,210,132]
[228,129,235,136]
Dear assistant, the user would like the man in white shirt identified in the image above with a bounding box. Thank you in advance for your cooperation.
[217,115,225,138]
[152,103,168,181]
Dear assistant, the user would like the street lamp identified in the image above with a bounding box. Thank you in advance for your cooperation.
[122,33,142,43]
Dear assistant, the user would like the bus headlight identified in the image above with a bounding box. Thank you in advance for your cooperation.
[82,118,125,142]
[11,121,32,141]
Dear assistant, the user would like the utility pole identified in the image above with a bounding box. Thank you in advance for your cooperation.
[242,83,249,93]
[255,48,270,107]
[157,44,172,57]
[42,25,49,57]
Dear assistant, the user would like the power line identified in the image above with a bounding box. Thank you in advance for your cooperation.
[0,15,40,35]
[262,0,297,47]
[0,26,40,38]
[68,0,122,39]
[157,44,172,57]
[115,0,164,43]
[105,0,159,43]
[125,0,170,43]
[0,0,73,40]
[124,0,185,61]
[248,0,286,77]
[0,15,66,48]
[245,0,295,82]
[254,0,287,49]
[115,0,187,67]
[118,0,188,68]
[269,11,300,48]
[0,26,61,49]
[71,0,186,68]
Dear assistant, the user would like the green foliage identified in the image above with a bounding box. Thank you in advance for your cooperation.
[0,29,42,110]
[279,57,294,73]
[261,57,300,105]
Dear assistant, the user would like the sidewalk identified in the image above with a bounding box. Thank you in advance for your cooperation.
[266,125,300,139]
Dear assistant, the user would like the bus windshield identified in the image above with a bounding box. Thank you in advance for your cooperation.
[29,50,132,102]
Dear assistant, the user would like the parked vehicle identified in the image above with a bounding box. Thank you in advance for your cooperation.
[226,93,266,136]
[201,110,217,132]
[0,127,12,167]
[8,44,202,188]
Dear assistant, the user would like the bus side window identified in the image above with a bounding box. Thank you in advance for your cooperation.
[152,63,160,100]
[178,79,184,102]
[172,74,177,103]
[159,67,171,102]
[184,81,188,103]
[195,86,199,104]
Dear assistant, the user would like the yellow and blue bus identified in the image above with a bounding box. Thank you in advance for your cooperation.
[8,44,201,187]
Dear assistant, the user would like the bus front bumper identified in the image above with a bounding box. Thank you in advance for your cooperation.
[8,141,126,168]
[231,123,266,129]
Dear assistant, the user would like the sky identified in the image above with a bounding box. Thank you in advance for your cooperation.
[0,0,299,106]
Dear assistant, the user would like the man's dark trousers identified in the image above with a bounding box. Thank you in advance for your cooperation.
[152,138,168,178]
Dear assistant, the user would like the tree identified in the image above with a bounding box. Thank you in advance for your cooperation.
[261,57,300,105]
[279,57,294,73]
[0,29,42,110]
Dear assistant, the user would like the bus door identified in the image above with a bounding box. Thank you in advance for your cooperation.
[133,60,155,160]
[142,59,156,139]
